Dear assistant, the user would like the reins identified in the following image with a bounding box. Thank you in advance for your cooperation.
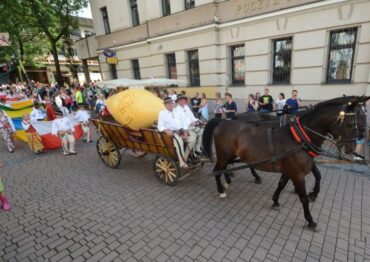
[212,145,303,176]
[291,106,364,162]
[210,100,368,176]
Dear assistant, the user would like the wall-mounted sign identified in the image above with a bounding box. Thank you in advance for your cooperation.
[103,48,116,58]
[107,57,118,64]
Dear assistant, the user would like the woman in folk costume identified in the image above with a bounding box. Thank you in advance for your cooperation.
[72,106,91,142]
[0,110,16,153]
[22,114,44,154]
[51,116,76,155]
[40,96,56,121]
[0,160,11,211]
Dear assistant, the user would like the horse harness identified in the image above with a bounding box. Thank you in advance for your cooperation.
[213,107,363,176]
[289,103,362,159]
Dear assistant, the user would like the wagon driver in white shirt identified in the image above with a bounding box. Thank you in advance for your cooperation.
[157,97,196,169]
[174,94,205,159]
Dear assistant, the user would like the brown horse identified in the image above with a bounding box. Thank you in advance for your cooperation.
[203,96,369,229]
[235,111,322,202]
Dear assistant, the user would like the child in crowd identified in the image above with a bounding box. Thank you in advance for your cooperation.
[0,109,16,153]
[73,106,92,142]
[52,116,76,156]
[0,160,11,211]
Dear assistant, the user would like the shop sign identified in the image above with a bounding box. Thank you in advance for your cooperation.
[103,48,117,58]
[107,57,118,64]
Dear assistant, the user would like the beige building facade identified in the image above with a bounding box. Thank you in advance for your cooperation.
[86,0,370,101]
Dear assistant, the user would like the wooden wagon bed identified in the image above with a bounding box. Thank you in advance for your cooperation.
[91,118,184,185]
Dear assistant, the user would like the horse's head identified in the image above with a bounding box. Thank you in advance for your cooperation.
[320,96,369,154]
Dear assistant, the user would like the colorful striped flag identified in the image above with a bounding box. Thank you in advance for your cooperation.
[1,99,83,150]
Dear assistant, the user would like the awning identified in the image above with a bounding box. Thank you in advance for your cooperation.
[97,78,186,90]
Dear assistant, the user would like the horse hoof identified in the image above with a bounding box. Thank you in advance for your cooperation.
[223,182,229,190]
[219,193,227,199]
[255,178,262,184]
[308,192,318,202]
[307,221,318,232]
[271,203,280,210]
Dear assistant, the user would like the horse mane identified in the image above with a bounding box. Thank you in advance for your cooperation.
[298,96,359,118]
[314,96,358,108]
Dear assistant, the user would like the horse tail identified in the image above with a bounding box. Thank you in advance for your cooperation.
[202,118,223,158]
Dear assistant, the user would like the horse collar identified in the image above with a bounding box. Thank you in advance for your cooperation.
[289,117,320,158]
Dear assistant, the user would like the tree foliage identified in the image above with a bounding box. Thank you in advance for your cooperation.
[0,0,88,84]
[0,1,47,79]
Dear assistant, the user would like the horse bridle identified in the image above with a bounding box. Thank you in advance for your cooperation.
[300,103,364,160]
[334,105,359,144]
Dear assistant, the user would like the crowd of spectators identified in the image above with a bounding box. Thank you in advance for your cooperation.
[0,80,111,116]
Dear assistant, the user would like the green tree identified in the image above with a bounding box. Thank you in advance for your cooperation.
[0,1,48,83]
[0,0,88,85]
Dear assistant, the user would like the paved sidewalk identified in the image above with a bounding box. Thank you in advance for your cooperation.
[0,140,370,261]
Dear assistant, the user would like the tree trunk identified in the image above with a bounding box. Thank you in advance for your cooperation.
[17,66,24,82]
[50,40,63,86]
[18,38,24,61]
[18,57,31,86]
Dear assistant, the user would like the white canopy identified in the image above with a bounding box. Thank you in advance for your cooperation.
[97,78,186,90]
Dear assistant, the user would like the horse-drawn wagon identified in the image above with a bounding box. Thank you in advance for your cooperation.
[92,78,197,186]
[92,118,187,186]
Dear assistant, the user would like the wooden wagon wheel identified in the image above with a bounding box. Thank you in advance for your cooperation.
[153,156,180,186]
[96,136,121,169]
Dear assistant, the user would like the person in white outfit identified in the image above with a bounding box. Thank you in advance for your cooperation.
[52,117,76,155]
[168,89,177,102]
[72,106,91,142]
[157,97,196,169]
[30,102,47,122]
[174,94,204,158]
[274,93,287,114]
[55,91,69,116]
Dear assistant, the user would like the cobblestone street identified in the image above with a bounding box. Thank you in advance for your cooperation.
[1,138,370,262]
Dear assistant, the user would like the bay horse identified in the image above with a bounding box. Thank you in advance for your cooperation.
[203,96,369,229]
[236,111,322,202]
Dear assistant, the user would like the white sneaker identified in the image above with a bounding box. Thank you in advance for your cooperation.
[353,156,363,161]
[219,193,227,198]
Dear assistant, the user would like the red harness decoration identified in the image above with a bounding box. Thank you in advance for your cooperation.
[289,117,319,158]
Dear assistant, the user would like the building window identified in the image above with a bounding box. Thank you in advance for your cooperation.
[101,7,111,34]
[132,59,141,80]
[166,53,177,79]
[162,0,171,16]
[71,30,81,38]
[231,45,245,85]
[326,28,357,83]
[130,0,140,26]
[272,37,292,84]
[188,50,200,86]
[185,0,195,10]
[111,64,117,79]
